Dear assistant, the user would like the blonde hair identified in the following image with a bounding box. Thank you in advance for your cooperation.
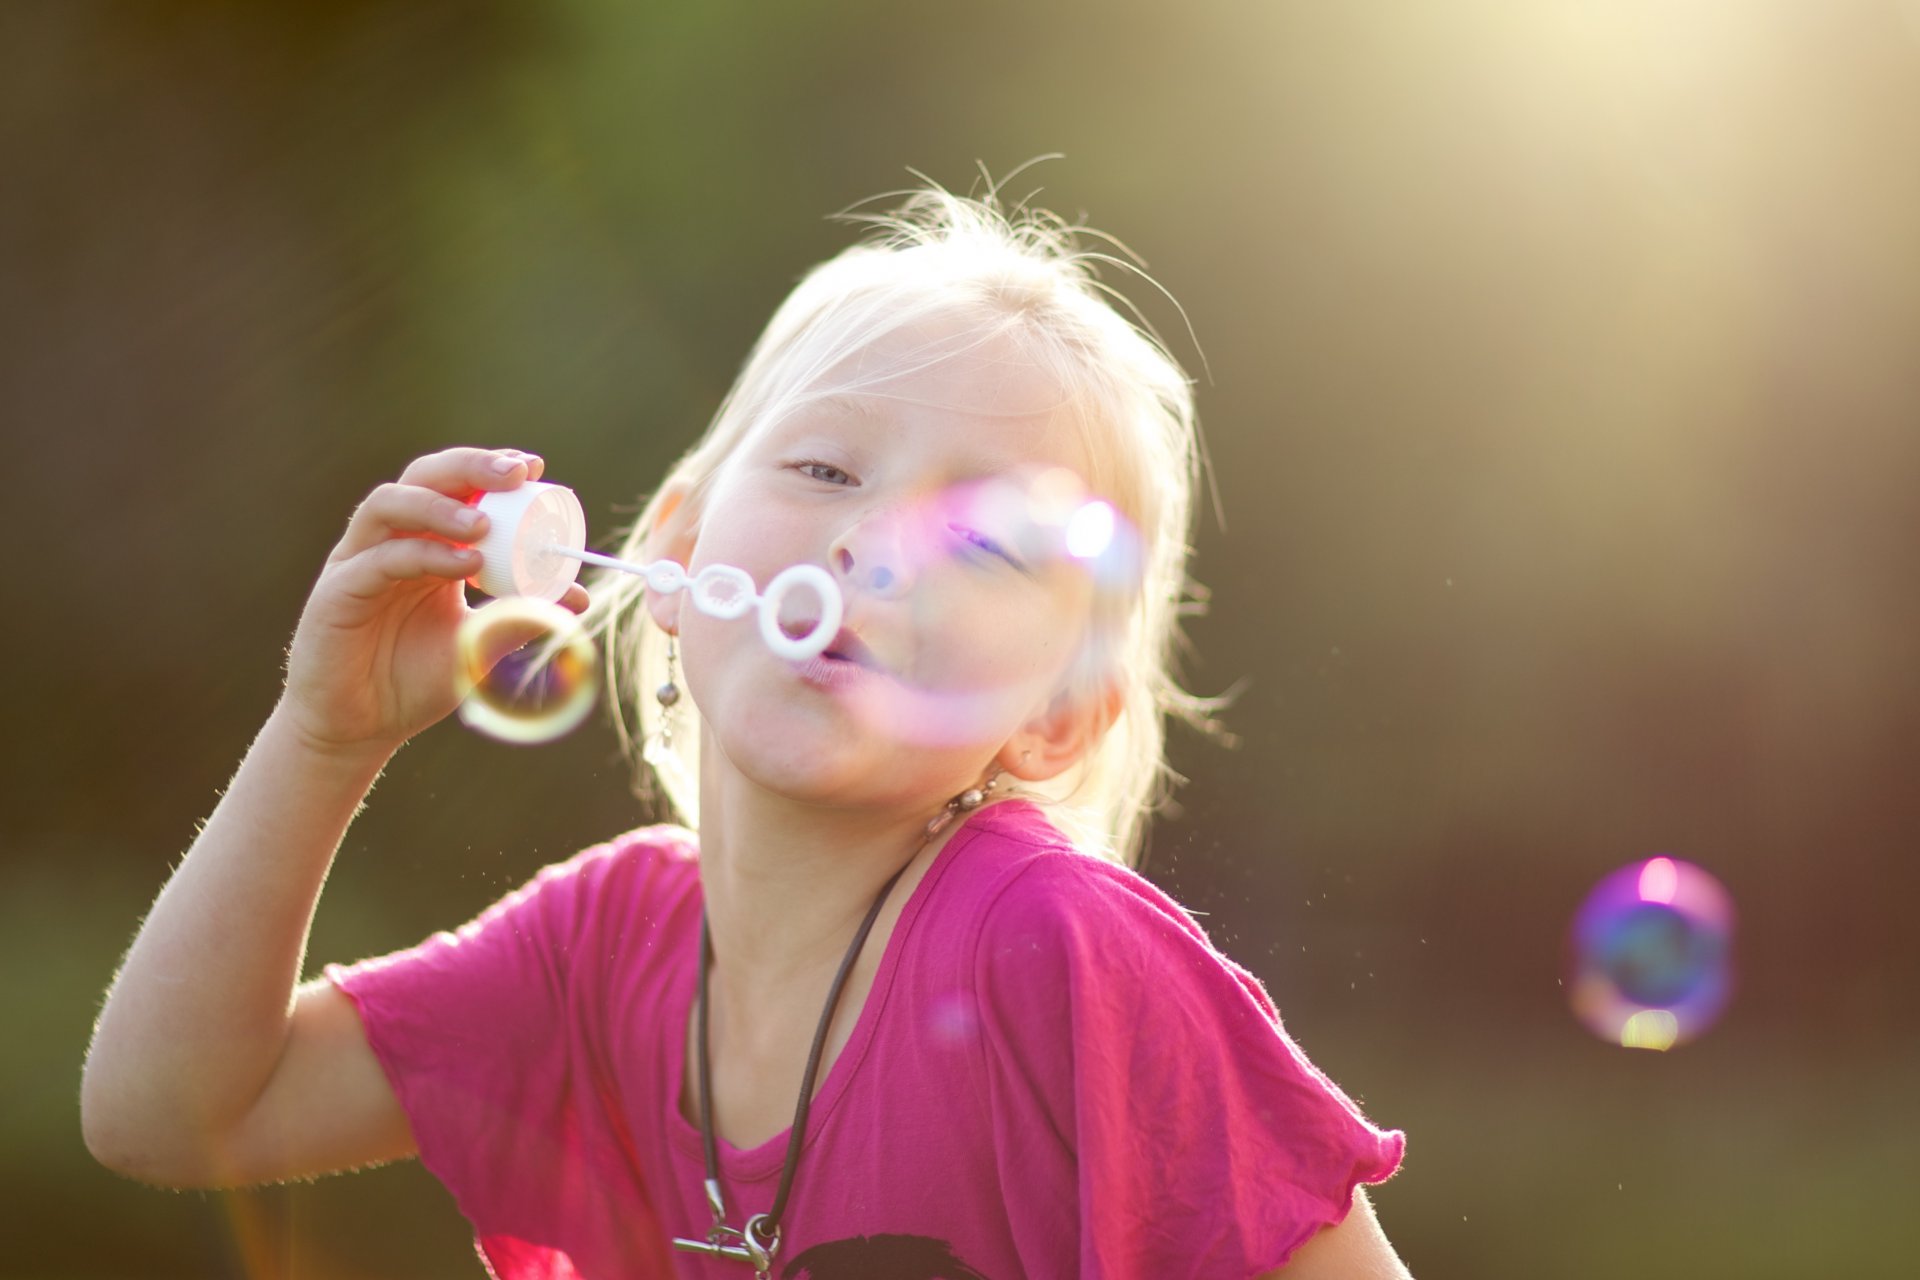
[583,177,1222,867]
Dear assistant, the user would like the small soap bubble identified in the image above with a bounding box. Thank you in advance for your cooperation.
[1569,856,1735,1050]
[455,597,599,744]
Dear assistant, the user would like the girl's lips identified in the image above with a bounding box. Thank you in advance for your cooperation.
[794,653,877,689]
[820,626,880,670]
[789,625,890,690]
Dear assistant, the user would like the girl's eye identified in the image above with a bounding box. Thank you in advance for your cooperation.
[798,461,853,485]
[949,523,1018,565]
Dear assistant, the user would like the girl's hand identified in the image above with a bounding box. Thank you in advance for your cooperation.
[278,447,589,759]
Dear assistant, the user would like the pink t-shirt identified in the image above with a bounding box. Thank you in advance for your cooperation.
[326,800,1403,1279]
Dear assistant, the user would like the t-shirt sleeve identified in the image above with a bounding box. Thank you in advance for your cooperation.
[974,853,1404,1279]
[322,828,692,1267]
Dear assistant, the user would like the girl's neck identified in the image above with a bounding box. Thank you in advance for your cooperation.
[693,768,953,998]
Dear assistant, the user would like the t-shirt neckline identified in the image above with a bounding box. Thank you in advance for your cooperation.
[661,798,1042,1182]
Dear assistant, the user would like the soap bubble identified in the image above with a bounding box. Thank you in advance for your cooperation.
[827,469,1143,750]
[935,467,1139,589]
[1568,856,1735,1050]
[454,597,599,744]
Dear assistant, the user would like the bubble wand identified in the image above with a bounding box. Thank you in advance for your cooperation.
[465,481,843,661]
[452,481,842,745]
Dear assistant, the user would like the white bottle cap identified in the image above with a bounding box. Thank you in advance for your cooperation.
[468,481,587,601]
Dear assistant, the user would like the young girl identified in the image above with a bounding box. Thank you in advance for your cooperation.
[83,184,1409,1278]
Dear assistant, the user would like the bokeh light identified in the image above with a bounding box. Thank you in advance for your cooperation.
[454,597,599,745]
[1569,856,1735,1050]
[1065,499,1116,561]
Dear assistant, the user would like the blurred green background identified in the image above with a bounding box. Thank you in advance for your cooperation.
[5,1,1918,1276]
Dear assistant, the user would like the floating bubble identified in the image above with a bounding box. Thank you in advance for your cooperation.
[454,596,599,744]
[809,470,1146,750]
[1569,856,1735,1051]
[933,468,1140,583]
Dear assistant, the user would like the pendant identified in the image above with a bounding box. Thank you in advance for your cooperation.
[669,1230,770,1271]
[671,1208,779,1277]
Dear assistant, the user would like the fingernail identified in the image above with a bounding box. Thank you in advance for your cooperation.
[491,456,523,475]
[453,506,482,530]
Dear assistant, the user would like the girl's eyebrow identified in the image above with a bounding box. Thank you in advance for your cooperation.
[768,394,875,442]
[780,393,1044,482]
[810,393,880,426]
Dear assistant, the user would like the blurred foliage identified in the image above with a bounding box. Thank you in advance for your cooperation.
[4,0,1918,1275]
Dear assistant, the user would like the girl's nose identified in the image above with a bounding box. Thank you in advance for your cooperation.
[829,512,915,600]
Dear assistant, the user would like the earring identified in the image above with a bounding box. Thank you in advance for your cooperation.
[924,765,1006,839]
[656,633,682,712]
[644,633,683,770]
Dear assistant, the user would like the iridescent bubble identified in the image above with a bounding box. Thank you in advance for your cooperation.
[831,469,1144,749]
[934,467,1137,580]
[454,597,599,744]
[1569,856,1735,1050]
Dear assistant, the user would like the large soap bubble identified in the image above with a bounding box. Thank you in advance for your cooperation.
[818,468,1143,750]
[1568,856,1735,1051]
[454,596,599,745]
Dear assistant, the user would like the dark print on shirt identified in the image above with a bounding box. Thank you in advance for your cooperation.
[783,1233,991,1279]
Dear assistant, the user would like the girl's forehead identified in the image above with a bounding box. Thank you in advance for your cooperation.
[767,328,1087,455]
[826,317,1068,410]
[763,384,1091,485]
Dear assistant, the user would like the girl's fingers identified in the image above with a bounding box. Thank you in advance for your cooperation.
[332,483,488,562]
[332,448,546,561]
[558,581,591,614]
[396,446,544,494]
[326,536,482,601]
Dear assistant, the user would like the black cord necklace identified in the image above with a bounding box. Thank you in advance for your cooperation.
[668,779,998,1276]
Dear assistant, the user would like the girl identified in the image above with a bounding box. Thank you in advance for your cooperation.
[83,184,1409,1278]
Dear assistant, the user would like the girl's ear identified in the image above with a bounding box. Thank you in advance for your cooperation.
[999,680,1124,783]
[642,481,700,635]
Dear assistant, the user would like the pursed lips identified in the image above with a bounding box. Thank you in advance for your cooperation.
[819,626,885,673]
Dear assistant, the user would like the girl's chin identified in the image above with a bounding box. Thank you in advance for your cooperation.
[705,665,1030,774]
[708,721,979,812]
[837,680,1029,752]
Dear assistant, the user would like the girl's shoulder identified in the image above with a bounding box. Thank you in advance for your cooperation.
[950,801,1217,965]
[592,821,700,867]
[545,821,699,882]
[953,803,1292,1076]
[481,822,701,936]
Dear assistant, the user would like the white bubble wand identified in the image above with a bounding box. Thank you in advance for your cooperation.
[465,481,843,661]
[456,477,848,740]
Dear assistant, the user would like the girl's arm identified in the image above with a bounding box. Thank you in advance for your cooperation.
[81,709,413,1187]
[80,447,558,1188]
[1262,1188,1413,1279]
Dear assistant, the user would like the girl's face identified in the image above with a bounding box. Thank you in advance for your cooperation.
[664,324,1106,816]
